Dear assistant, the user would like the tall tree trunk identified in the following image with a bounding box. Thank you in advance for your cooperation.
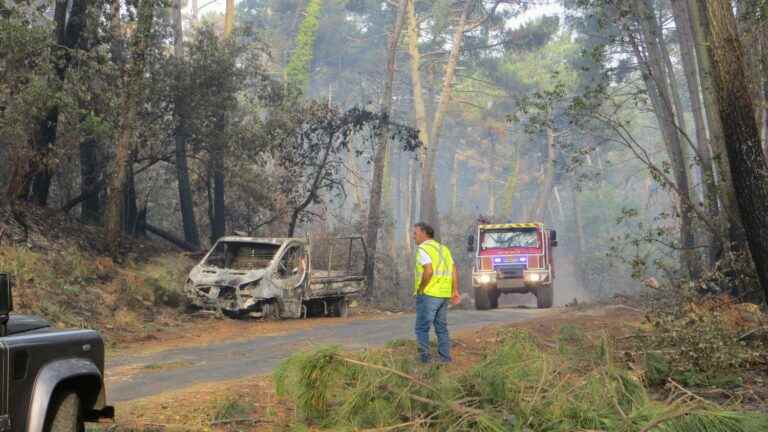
[224,0,235,36]
[405,0,431,172]
[671,0,720,267]
[172,0,201,247]
[191,0,198,23]
[211,153,226,242]
[405,158,415,258]
[123,156,139,234]
[365,0,407,296]
[21,0,91,205]
[705,0,768,303]
[79,138,101,223]
[489,132,498,218]
[530,124,557,220]
[450,149,460,217]
[104,0,155,257]
[420,0,474,231]
[688,0,744,247]
[633,0,699,278]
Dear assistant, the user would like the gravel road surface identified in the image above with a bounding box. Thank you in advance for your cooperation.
[107,307,551,401]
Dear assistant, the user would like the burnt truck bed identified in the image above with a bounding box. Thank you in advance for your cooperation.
[185,235,367,318]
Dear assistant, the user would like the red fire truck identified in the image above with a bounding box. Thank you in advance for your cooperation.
[468,222,558,309]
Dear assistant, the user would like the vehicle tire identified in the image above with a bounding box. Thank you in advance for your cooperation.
[490,289,500,309]
[44,391,83,432]
[474,286,493,310]
[536,284,554,309]
[331,298,349,318]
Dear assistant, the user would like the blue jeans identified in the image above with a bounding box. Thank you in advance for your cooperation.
[414,295,451,363]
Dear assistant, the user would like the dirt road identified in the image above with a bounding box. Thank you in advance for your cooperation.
[107,306,554,402]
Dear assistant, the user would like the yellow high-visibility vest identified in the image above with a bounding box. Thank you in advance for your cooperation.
[414,239,454,298]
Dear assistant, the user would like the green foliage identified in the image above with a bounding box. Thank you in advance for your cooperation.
[275,328,768,431]
[286,0,323,91]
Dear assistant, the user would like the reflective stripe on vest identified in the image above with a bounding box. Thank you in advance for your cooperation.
[414,240,454,298]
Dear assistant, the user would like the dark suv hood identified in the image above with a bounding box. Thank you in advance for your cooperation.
[6,314,51,335]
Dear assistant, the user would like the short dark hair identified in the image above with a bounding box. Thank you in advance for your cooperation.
[414,222,434,238]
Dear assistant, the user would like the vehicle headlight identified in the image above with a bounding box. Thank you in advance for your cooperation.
[524,271,546,283]
[474,272,496,284]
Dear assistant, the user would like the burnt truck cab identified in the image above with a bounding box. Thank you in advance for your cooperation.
[0,273,114,432]
[185,235,367,319]
[469,223,557,310]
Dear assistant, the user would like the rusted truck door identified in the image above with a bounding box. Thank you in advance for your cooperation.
[274,243,307,290]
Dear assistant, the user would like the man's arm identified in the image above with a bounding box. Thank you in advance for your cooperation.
[419,263,433,294]
[451,265,460,304]
[452,265,459,295]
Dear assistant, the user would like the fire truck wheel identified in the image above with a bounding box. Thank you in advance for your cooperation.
[536,284,554,309]
[474,286,494,310]
[490,290,499,309]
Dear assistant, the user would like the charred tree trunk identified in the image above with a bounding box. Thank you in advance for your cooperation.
[17,0,90,206]
[688,0,744,247]
[365,0,407,296]
[406,0,431,189]
[211,152,226,242]
[172,0,201,248]
[79,138,102,224]
[705,0,768,303]
[104,0,154,257]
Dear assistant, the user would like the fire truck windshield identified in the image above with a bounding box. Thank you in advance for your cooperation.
[480,229,539,250]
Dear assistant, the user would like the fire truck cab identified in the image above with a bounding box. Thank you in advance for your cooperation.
[469,222,557,310]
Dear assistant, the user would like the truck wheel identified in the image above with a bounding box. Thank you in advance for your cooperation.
[44,391,83,432]
[536,284,554,309]
[490,290,500,309]
[331,299,349,318]
[474,286,493,310]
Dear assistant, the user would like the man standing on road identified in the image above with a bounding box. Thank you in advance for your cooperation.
[413,222,460,364]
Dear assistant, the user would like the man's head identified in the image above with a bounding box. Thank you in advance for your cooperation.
[413,222,434,245]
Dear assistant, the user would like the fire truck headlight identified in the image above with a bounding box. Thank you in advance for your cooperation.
[524,272,545,283]
[475,272,496,285]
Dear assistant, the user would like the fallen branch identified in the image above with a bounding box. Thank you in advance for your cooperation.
[139,222,199,252]
[639,409,691,432]
[667,378,717,407]
[337,355,438,393]
[737,326,768,341]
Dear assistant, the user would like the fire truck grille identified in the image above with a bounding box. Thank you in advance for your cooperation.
[495,263,526,279]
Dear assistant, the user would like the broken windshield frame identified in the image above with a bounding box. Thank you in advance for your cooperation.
[204,241,282,270]
[480,229,540,250]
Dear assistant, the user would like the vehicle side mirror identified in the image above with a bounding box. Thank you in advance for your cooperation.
[550,230,558,247]
[467,234,475,253]
[0,273,12,336]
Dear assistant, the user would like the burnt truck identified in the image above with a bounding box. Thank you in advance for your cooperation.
[0,273,114,432]
[185,235,367,318]
[468,222,558,310]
